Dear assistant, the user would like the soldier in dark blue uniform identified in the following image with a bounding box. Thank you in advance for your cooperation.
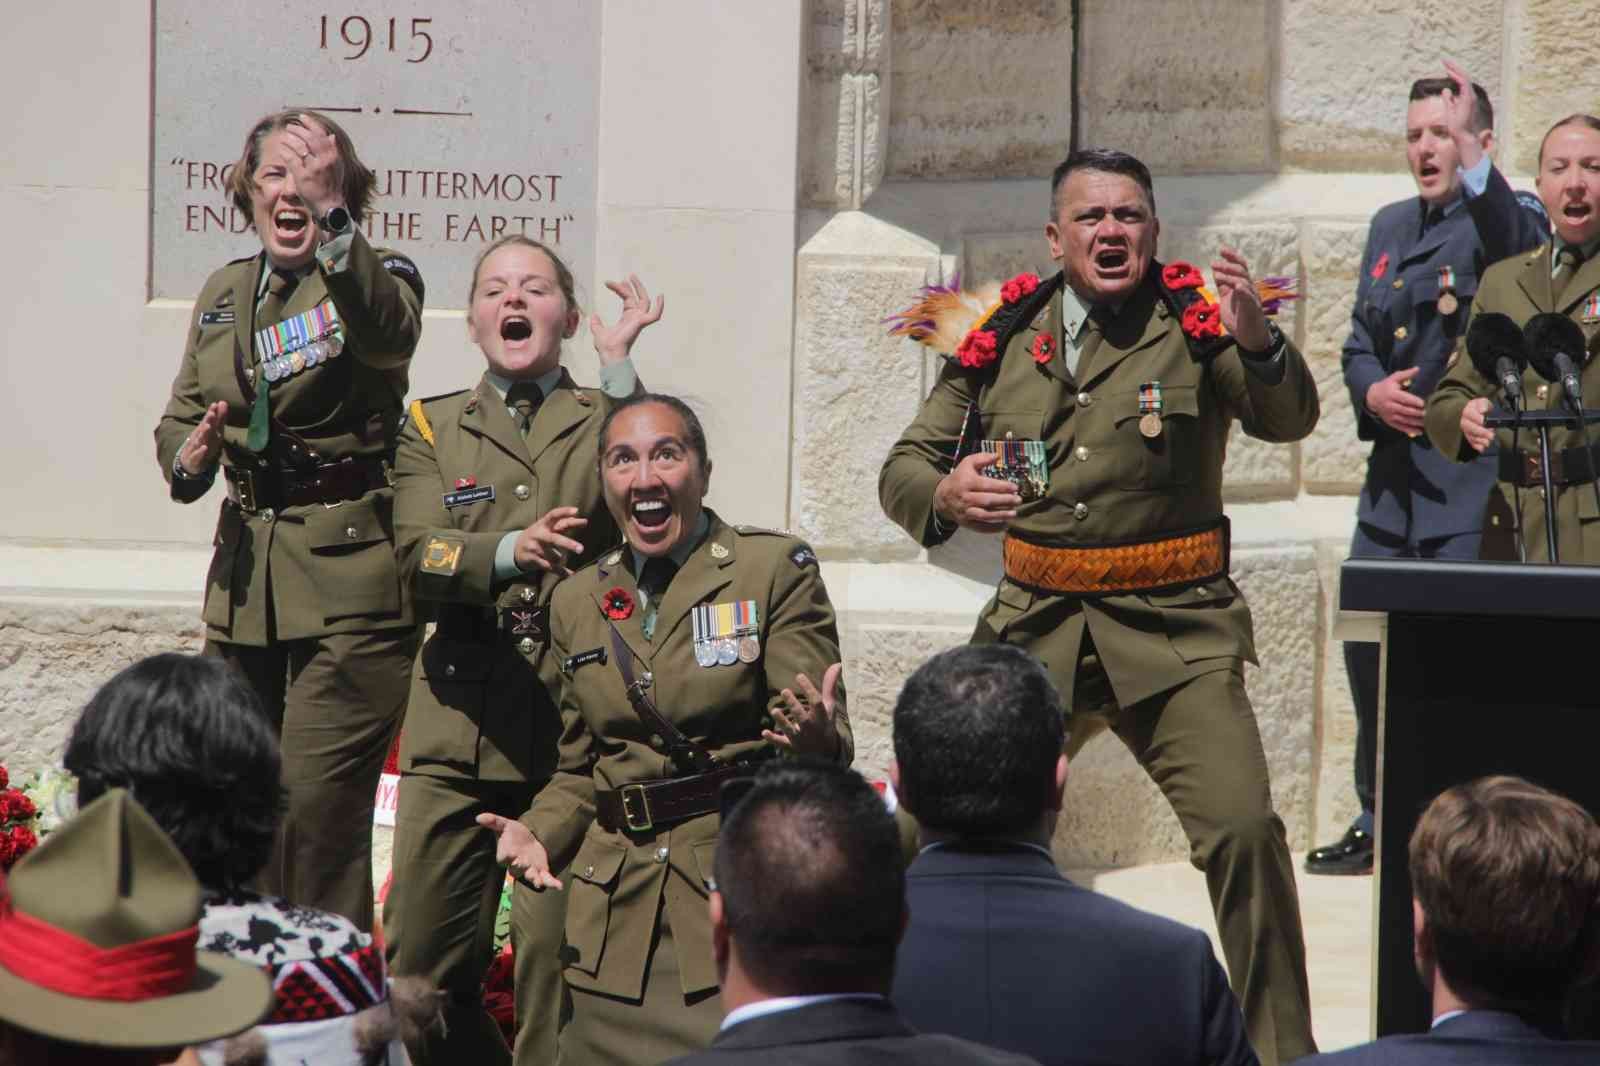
[1310,64,1548,875]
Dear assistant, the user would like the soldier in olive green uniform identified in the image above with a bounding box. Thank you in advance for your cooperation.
[480,394,851,1065]
[879,149,1318,1066]
[154,111,423,930]
[1427,116,1600,562]
[385,235,660,1066]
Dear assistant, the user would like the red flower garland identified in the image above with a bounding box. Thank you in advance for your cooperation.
[0,765,8,791]
[1181,300,1223,340]
[1000,272,1041,304]
[602,587,635,621]
[1162,261,1205,290]
[1031,334,1055,365]
[955,329,999,369]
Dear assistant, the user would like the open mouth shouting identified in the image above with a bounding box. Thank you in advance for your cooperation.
[501,315,533,346]
[1092,244,1131,281]
[629,495,674,544]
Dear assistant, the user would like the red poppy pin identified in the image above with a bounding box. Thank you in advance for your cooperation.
[1371,252,1389,280]
[1162,261,1205,290]
[1181,300,1223,340]
[955,329,999,369]
[1000,272,1041,304]
[602,586,635,621]
[1031,334,1056,364]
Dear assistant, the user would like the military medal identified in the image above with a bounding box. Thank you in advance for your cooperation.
[737,635,760,663]
[693,601,759,667]
[1584,293,1600,324]
[715,639,739,666]
[978,438,1049,501]
[1138,382,1163,439]
[253,300,343,381]
[1436,266,1459,316]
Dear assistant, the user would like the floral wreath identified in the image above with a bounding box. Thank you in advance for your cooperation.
[601,586,635,621]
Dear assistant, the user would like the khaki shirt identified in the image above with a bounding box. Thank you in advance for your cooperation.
[154,229,423,644]
[879,271,1319,706]
[524,511,851,1000]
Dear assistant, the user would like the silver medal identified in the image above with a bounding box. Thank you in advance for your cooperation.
[694,642,718,668]
[715,638,738,666]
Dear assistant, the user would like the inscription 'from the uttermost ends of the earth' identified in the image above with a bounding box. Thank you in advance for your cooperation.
[152,3,600,304]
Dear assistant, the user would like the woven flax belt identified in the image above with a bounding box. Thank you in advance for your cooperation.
[1003,519,1229,595]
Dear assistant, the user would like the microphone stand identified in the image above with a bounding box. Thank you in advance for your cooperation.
[1486,409,1600,562]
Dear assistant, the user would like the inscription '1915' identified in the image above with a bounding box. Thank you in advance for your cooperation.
[319,15,433,62]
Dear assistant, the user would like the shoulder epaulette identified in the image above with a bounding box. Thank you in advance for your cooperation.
[733,524,798,538]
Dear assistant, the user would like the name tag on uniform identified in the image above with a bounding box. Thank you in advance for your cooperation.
[200,310,235,326]
[563,647,607,674]
[443,485,495,508]
[979,438,1048,500]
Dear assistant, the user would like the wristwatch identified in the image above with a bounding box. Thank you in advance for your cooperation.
[1239,321,1285,360]
[320,205,352,235]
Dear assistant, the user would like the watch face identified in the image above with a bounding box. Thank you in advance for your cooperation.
[323,207,350,232]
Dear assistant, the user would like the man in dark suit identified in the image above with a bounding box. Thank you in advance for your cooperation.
[890,643,1257,1066]
[1300,776,1600,1063]
[1313,62,1549,875]
[661,761,1037,1066]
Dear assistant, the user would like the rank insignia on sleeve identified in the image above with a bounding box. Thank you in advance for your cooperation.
[790,545,818,569]
[420,535,465,575]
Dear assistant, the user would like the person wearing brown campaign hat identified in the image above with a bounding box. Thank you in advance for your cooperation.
[0,788,271,1064]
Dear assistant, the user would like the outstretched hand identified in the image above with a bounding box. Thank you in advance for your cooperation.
[1441,59,1487,172]
[1211,247,1272,353]
[591,275,664,365]
[766,663,843,758]
[476,812,563,890]
[179,401,228,475]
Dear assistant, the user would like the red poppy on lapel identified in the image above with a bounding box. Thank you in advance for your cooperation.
[602,587,635,621]
[1371,252,1389,280]
[1031,334,1056,364]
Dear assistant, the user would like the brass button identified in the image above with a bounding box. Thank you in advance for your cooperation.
[1075,446,1090,462]
[1005,430,1014,440]
[584,864,595,878]
[1393,279,1404,290]
[654,847,669,864]
[445,664,456,678]
[1077,392,1093,407]
[520,587,536,603]
[345,525,358,540]
[518,637,535,654]
[259,507,276,523]
[649,733,665,750]
[1394,326,1408,340]
[1537,384,1550,402]
[514,484,530,500]
[1073,502,1089,520]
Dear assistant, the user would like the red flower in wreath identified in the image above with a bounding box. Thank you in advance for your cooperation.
[1031,334,1056,365]
[955,329,999,369]
[1162,262,1205,290]
[0,765,8,791]
[1181,299,1223,340]
[1000,272,1041,304]
[0,790,35,824]
[602,586,635,621]
[0,824,37,871]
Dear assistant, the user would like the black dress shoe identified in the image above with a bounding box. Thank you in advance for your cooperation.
[1305,826,1374,875]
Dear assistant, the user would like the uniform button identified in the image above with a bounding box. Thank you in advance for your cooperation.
[1077,392,1093,407]
[345,525,358,540]
[1075,446,1090,462]
[1195,586,1210,597]
[514,484,530,500]
[584,864,596,878]
[520,587,536,603]
[518,637,535,654]
[445,664,456,677]
[1073,502,1089,520]
[649,734,665,750]
[640,672,653,689]
[259,508,276,523]
[1005,430,1015,440]
[1393,279,1404,290]
[654,847,669,864]
[1394,326,1408,340]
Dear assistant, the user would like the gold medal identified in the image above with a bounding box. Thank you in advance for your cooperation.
[1437,291,1458,316]
[1139,412,1162,439]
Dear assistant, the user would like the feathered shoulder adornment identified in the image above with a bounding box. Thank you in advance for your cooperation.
[886,271,1064,371]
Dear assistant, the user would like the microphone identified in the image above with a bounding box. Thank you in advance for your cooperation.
[1525,312,1587,414]
[1466,312,1529,411]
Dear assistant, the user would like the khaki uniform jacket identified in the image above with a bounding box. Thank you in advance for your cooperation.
[1427,242,1600,562]
[154,230,423,644]
[523,511,852,1001]
[880,271,1320,706]
[391,370,623,782]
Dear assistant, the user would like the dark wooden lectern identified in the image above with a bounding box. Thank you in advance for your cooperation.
[1338,557,1600,1036]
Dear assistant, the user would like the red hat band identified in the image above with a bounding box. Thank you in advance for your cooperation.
[0,894,199,1002]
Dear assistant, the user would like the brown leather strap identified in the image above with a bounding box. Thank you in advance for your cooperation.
[224,456,388,513]
[604,623,720,775]
[595,765,750,834]
[1003,519,1229,596]
[1498,441,1600,487]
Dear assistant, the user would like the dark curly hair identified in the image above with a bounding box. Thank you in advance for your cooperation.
[65,653,285,892]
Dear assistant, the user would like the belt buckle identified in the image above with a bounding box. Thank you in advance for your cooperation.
[620,784,653,832]
[235,468,258,512]
[1524,452,1544,485]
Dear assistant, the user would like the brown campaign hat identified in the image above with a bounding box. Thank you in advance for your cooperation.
[0,788,272,1048]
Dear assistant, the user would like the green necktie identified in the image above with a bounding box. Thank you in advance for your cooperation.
[246,269,296,453]
[506,381,543,436]
[639,557,678,642]
[1554,245,1584,297]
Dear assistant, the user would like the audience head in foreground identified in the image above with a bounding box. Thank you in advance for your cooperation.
[63,653,432,1065]
[891,642,1067,846]
[889,644,1258,1066]
[0,789,271,1066]
[663,760,1036,1065]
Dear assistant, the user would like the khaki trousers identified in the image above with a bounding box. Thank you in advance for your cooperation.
[384,772,569,1066]
[1061,643,1316,1066]
[206,626,416,930]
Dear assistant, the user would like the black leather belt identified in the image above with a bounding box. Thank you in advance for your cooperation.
[595,764,751,834]
[224,456,388,512]
[1498,442,1600,487]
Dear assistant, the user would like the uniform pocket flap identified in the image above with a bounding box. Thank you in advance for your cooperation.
[691,840,718,891]
[306,497,388,549]
[1112,384,1199,426]
[419,637,496,682]
[1142,576,1235,607]
[571,837,627,888]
